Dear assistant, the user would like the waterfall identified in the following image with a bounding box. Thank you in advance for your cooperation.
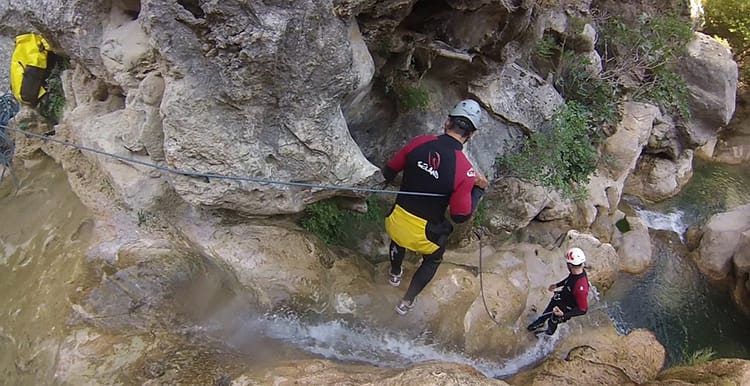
[197,310,565,379]
[634,208,688,240]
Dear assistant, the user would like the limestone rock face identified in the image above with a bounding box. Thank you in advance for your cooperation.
[470,63,564,133]
[74,238,245,331]
[484,177,551,233]
[1,0,380,215]
[177,216,335,309]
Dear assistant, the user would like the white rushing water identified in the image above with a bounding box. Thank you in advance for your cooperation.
[201,311,564,379]
[634,208,689,240]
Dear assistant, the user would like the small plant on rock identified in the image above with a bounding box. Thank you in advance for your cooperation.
[300,197,387,247]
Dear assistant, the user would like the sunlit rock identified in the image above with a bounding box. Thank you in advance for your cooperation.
[652,358,750,385]
[509,328,665,385]
[611,215,654,274]
[242,359,510,385]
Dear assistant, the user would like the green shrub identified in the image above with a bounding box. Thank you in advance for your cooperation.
[598,14,693,121]
[533,33,621,133]
[555,51,621,131]
[535,35,558,59]
[600,15,693,71]
[395,82,431,112]
[497,101,597,199]
[300,197,387,246]
[634,66,691,121]
[681,347,716,366]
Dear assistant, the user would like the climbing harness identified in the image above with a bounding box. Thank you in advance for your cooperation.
[0,94,20,186]
[0,125,445,198]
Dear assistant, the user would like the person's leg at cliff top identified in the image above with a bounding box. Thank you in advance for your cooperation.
[393,245,446,314]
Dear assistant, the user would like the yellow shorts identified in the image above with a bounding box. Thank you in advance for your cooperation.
[385,204,441,255]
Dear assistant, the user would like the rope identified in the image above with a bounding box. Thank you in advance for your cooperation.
[0,125,445,198]
[475,229,502,326]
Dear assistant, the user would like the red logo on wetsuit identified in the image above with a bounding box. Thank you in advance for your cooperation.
[428,152,440,170]
[417,152,441,179]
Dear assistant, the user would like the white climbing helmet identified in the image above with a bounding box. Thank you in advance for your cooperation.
[565,247,586,265]
[449,99,482,130]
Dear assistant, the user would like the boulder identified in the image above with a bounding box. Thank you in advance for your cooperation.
[509,328,665,386]
[74,238,241,331]
[601,102,659,182]
[677,32,738,146]
[624,150,694,203]
[712,135,750,164]
[470,63,564,133]
[484,177,551,233]
[611,215,653,274]
[645,113,680,159]
[176,213,336,309]
[462,250,529,358]
[696,204,750,280]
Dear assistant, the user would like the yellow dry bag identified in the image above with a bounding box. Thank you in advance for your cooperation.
[10,33,52,107]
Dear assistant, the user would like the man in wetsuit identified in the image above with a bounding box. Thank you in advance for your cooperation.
[527,247,590,335]
[382,99,488,315]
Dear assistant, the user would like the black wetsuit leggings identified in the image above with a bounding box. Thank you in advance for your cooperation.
[389,240,445,302]
[531,297,571,334]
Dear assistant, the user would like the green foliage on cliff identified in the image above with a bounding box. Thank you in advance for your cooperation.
[555,51,621,129]
[497,101,597,199]
[38,56,68,125]
[300,197,386,246]
[514,12,694,198]
[702,0,750,81]
[599,14,693,121]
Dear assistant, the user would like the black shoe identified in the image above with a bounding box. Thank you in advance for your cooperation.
[527,320,545,331]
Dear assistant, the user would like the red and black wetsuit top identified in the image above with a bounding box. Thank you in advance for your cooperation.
[383,134,484,224]
[556,270,590,318]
